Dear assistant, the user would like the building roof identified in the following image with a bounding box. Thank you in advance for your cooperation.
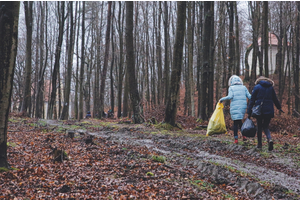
[257,32,278,46]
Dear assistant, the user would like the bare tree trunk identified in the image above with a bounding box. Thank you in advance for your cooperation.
[234,2,240,76]
[79,1,85,120]
[263,1,269,77]
[227,2,234,77]
[93,2,104,118]
[47,2,65,119]
[61,2,75,120]
[163,1,169,105]
[74,2,80,119]
[200,2,213,120]
[123,69,129,117]
[36,2,47,119]
[164,1,186,126]
[295,2,300,112]
[126,1,144,124]
[187,2,195,116]
[0,1,20,168]
[215,1,225,105]
[21,1,33,116]
[156,2,163,104]
[98,1,112,118]
[110,2,115,113]
[208,2,214,115]
[117,2,125,118]
[197,2,203,118]
[244,44,253,82]
[249,1,260,91]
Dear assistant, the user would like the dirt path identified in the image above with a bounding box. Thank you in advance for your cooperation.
[40,119,300,199]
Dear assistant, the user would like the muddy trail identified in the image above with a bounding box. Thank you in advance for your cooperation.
[3,117,300,199]
[35,118,299,199]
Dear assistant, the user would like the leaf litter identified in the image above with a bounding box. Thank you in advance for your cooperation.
[1,115,300,199]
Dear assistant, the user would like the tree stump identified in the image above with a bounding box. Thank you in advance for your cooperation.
[67,130,75,139]
[51,148,68,162]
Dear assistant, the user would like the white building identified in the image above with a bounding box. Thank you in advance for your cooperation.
[247,32,290,75]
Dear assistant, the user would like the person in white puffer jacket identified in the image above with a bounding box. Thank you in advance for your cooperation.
[219,75,251,144]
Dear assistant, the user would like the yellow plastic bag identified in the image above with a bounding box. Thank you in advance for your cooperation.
[206,102,227,136]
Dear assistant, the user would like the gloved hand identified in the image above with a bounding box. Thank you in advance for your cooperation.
[247,114,251,119]
[219,100,223,103]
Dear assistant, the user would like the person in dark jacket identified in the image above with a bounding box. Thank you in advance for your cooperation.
[86,111,92,119]
[247,76,282,151]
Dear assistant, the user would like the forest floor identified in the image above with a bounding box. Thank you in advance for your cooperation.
[1,113,300,199]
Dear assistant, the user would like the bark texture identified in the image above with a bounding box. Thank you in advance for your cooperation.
[164,1,186,126]
[0,1,20,168]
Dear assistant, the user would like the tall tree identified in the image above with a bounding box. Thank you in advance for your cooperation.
[200,1,214,120]
[156,2,163,104]
[47,2,66,119]
[215,1,225,104]
[197,2,203,118]
[126,1,144,124]
[234,2,240,76]
[187,1,195,116]
[20,1,33,116]
[295,2,300,112]
[164,1,186,126]
[93,2,104,118]
[74,2,81,119]
[207,2,215,115]
[163,1,169,104]
[117,2,125,118]
[0,1,20,168]
[110,2,115,113]
[79,1,85,119]
[249,1,260,91]
[61,1,75,120]
[98,1,112,118]
[227,2,234,79]
[35,2,48,118]
[263,1,269,77]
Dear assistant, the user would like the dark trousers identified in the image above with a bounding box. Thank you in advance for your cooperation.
[256,116,272,145]
[233,120,243,139]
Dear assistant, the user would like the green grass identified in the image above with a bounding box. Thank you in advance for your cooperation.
[0,167,10,172]
[8,118,20,123]
[151,155,166,163]
[7,142,17,147]
[0,167,19,173]
[191,179,215,190]
[260,151,271,158]
[146,172,154,176]
[155,122,182,131]
[70,125,84,130]
[56,127,67,133]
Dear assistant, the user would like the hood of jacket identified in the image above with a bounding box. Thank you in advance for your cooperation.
[228,75,243,86]
[255,76,274,87]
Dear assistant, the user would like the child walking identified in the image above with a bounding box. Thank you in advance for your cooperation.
[220,75,251,144]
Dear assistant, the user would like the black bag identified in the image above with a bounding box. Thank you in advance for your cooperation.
[251,93,266,117]
[241,118,256,137]
[251,104,262,117]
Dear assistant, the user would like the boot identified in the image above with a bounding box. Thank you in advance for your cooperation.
[257,132,262,149]
[242,136,247,141]
[257,143,262,149]
[268,140,274,151]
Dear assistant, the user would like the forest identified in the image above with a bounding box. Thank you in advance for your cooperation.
[1,1,300,199]
[3,1,300,122]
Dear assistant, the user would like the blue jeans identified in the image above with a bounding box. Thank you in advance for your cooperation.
[234,120,243,139]
[256,116,272,145]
